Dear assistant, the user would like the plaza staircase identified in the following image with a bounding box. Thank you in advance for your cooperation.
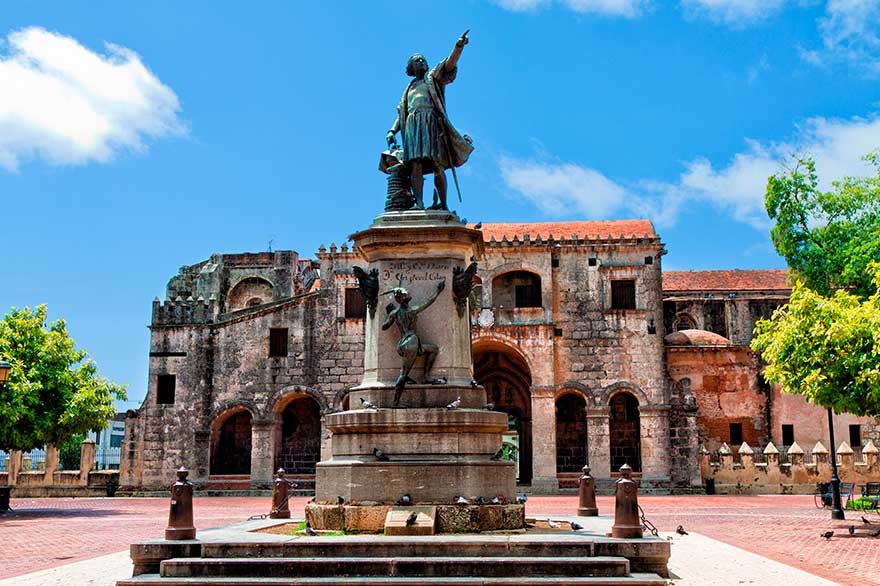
[117,535,669,585]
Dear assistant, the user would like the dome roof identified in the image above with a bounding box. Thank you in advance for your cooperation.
[664,329,733,347]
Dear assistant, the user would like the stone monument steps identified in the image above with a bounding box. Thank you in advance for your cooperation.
[158,556,632,579]
[118,574,669,585]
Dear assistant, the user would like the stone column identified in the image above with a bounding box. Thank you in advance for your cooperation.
[638,405,671,479]
[43,445,59,486]
[79,438,96,486]
[530,386,558,493]
[250,419,275,487]
[7,451,22,486]
[586,406,611,479]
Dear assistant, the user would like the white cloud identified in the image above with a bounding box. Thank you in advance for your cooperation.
[808,0,880,72]
[493,0,649,17]
[680,0,788,26]
[500,113,880,230]
[0,27,185,172]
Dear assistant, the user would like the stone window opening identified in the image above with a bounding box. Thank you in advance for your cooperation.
[491,271,542,309]
[269,328,289,357]
[729,422,743,447]
[156,374,176,405]
[246,298,262,308]
[849,424,862,449]
[227,276,274,312]
[781,424,794,447]
[344,287,367,319]
[610,280,636,310]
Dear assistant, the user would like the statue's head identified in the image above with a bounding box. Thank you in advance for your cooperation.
[406,53,429,77]
[392,288,412,305]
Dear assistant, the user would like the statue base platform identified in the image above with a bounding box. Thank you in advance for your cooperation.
[305,502,525,533]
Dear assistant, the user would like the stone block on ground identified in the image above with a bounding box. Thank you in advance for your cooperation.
[384,506,436,535]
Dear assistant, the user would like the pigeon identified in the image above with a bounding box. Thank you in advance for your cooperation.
[676,525,688,536]
[666,536,674,541]
[455,495,470,505]
[516,494,528,504]
[547,519,560,529]
[848,525,855,535]
[398,494,412,506]
[470,379,479,387]
[474,222,482,229]
[305,522,318,536]
[491,496,501,505]
[337,496,345,505]
[862,516,871,524]
[406,512,418,526]
[570,522,584,531]
[484,402,495,410]
[360,397,378,410]
[373,447,390,461]
[821,531,834,540]
[490,448,504,461]
[476,496,487,505]
[872,528,880,537]
[446,396,462,410]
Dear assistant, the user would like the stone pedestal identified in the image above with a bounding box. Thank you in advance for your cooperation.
[310,211,522,531]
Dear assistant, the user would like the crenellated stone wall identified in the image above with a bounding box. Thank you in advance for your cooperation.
[701,440,880,494]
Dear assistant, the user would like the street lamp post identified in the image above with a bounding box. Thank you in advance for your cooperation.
[0,360,11,513]
[827,407,845,520]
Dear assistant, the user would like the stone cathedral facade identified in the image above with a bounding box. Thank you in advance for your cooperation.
[119,219,877,494]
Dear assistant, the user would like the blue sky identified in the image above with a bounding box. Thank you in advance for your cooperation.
[2,0,879,405]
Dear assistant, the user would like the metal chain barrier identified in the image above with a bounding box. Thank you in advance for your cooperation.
[638,504,659,537]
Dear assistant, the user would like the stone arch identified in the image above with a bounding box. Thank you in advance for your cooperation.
[600,381,650,407]
[672,312,697,331]
[227,276,274,312]
[266,384,329,418]
[555,381,598,406]
[490,269,543,309]
[555,392,588,473]
[472,334,535,379]
[273,392,323,475]
[209,403,255,475]
[608,391,642,473]
[472,336,533,484]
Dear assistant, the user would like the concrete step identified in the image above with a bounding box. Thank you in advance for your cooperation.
[120,573,668,585]
[159,557,631,579]
[201,537,598,559]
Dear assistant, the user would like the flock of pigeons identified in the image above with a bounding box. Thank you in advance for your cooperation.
[821,515,880,540]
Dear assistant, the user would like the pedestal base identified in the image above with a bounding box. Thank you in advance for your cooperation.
[306,502,525,533]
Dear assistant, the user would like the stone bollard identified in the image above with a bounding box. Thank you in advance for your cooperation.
[577,464,598,516]
[611,463,643,538]
[165,467,196,540]
[270,468,296,519]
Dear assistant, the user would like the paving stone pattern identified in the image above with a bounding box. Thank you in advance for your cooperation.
[1,495,879,585]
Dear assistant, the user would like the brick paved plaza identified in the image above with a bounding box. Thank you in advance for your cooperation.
[1,494,878,585]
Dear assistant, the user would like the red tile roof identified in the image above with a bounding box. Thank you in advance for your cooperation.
[474,220,657,242]
[663,269,791,292]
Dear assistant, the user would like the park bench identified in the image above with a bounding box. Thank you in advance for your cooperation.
[814,481,855,509]
[861,482,880,510]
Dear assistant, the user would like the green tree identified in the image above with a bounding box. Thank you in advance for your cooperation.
[765,152,880,298]
[0,305,126,452]
[752,269,880,416]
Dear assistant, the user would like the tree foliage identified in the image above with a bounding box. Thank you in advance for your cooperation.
[0,305,126,452]
[765,152,880,298]
[752,267,880,417]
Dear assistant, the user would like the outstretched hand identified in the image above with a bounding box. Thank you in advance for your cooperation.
[457,30,469,48]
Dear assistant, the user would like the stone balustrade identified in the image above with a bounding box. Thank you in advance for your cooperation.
[701,439,880,494]
[0,439,119,497]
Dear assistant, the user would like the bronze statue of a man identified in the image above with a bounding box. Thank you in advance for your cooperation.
[386,31,473,211]
[382,280,446,405]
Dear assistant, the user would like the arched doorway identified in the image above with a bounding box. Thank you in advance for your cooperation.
[609,392,641,472]
[275,396,322,474]
[210,409,253,475]
[556,393,587,473]
[473,340,532,484]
